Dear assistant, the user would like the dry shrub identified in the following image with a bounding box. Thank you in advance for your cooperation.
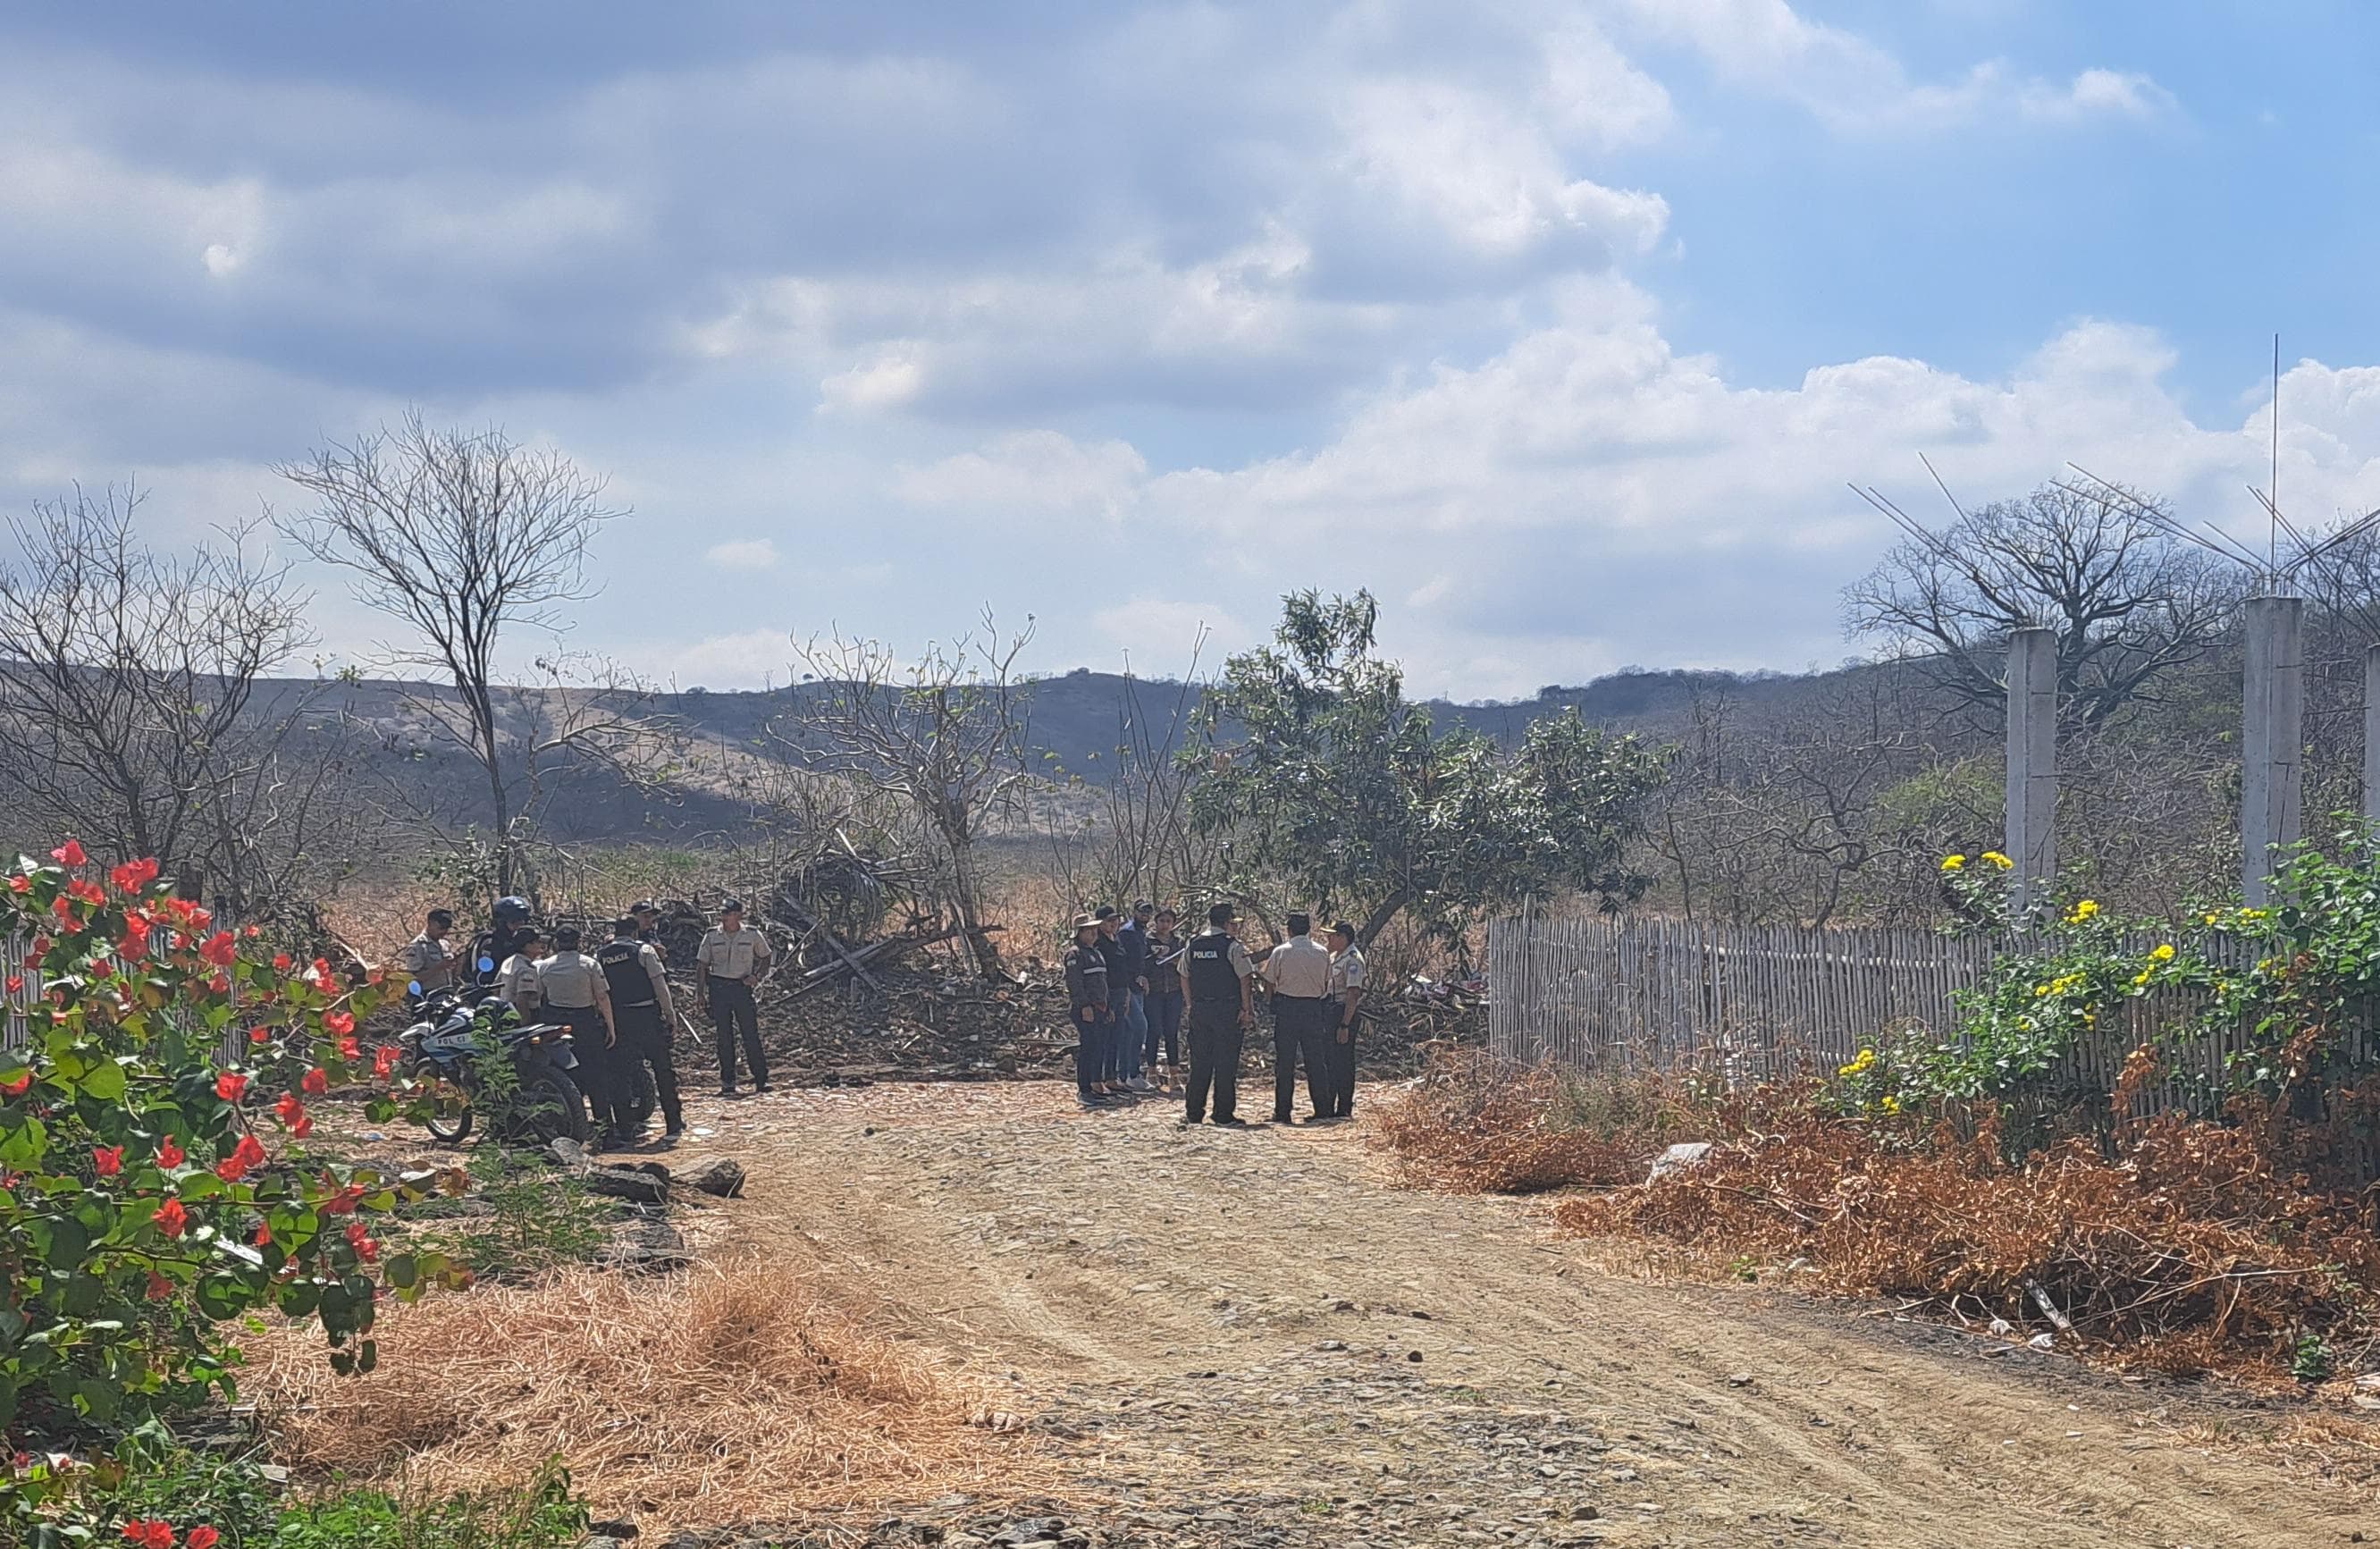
[244,1257,1048,1527]
[1370,1049,1707,1193]
[1560,1087,2380,1375]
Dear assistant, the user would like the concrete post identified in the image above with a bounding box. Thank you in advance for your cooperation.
[2004,627,2058,914]
[2365,644,2380,831]
[2242,594,2305,908]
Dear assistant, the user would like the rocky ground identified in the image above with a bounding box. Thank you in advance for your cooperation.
[595,1079,2380,1549]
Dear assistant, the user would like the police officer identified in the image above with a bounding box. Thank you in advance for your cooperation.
[1178,902,1257,1126]
[399,909,461,1001]
[599,915,684,1143]
[696,899,772,1098]
[495,926,546,1014]
[1064,913,1114,1109]
[467,896,535,986]
[1093,906,1140,1094]
[1321,920,1367,1121]
[1263,911,1334,1124]
[535,925,625,1147]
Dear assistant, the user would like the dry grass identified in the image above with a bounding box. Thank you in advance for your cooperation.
[1369,1049,1710,1194]
[1559,1090,2380,1376]
[243,1257,1051,1528]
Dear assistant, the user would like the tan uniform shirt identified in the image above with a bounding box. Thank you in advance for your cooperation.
[400,931,457,994]
[534,950,608,1010]
[1327,945,1367,998]
[695,925,771,981]
[496,951,543,1010]
[1264,935,1333,998]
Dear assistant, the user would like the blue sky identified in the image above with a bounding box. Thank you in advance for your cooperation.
[5,1,2380,698]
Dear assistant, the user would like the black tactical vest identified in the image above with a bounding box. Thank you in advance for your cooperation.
[595,938,659,1008]
[1182,930,1241,1002]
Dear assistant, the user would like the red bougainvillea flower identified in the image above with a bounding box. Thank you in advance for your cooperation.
[206,972,230,996]
[156,1134,184,1168]
[345,1221,379,1263]
[214,1071,248,1103]
[197,930,237,968]
[323,1183,366,1216]
[336,1039,360,1065]
[146,1269,172,1301]
[152,1198,188,1238]
[30,935,50,955]
[274,1092,303,1124]
[50,896,75,926]
[272,952,293,972]
[301,1067,329,1096]
[248,1026,271,1045]
[253,1222,273,1246]
[215,1132,267,1183]
[120,1520,174,1549]
[48,839,86,868]
[66,879,105,907]
[324,1009,356,1038]
[0,1069,29,1098]
[6,875,27,895]
[92,1145,124,1176]
[373,1046,399,1080]
[188,1530,221,1549]
[107,856,159,893]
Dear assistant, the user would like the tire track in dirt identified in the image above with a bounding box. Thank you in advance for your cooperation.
[685,1082,2373,1547]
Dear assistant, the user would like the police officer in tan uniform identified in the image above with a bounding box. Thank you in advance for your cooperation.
[696,899,772,1098]
[1320,921,1367,1121]
[495,926,546,1014]
[400,909,460,1000]
[1263,912,1334,1124]
[536,925,626,1147]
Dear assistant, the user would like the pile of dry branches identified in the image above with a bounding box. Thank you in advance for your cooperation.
[244,1257,1052,1527]
[1369,1049,1701,1194]
[1560,1090,2380,1375]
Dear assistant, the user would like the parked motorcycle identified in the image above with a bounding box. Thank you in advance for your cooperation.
[398,984,592,1146]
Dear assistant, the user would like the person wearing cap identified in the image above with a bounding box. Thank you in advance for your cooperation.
[1321,921,1367,1121]
[1142,905,1186,1076]
[600,915,684,1142]
[1263,911,1334,1124]
[494,925,547,1014]
[400,908,460,1001]
[1065,914,1117,1108]
[695,899,773,1098]
[1094,906,1146,1094]
[534,924,624,1146]
[1116,900,1155,1090]
[629,900,663,949]
[1177,901,1257,1125]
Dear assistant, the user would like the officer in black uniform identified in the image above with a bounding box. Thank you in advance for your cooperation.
[598,915,683,1142]
[467,896,537,986]
[1178,902,1257,1126]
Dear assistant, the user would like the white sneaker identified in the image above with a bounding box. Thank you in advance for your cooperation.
[1126,1076,1154,1092]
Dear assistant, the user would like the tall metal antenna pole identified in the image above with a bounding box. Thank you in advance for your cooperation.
[2271,332,2282,576]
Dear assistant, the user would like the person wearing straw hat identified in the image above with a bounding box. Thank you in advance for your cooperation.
[1319,920,1367,1121]
[1065,913,1119,1108]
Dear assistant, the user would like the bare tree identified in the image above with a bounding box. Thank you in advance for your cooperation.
[276,413,630,896]
[1844,480,2234,728]
[785,614,1033,980]
[1039,638,1221,913]
[0,484,351,913]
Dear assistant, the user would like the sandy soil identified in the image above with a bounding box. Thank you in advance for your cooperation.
[660,1078,2376,1548]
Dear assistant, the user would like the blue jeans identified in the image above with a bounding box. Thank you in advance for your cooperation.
[1116,992,1147,1082]
[1146,991,1182,1065]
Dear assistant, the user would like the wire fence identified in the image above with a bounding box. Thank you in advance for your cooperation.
[1485,907,2272,1118]
[0,934,252,1070]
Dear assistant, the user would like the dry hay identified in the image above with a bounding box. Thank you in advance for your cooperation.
[1560,1089,2380,1376]
[243,1256,1050,1528]
[1368,1048,1698,1194]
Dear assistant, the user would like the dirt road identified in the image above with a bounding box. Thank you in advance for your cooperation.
[683,1080,2371,1548]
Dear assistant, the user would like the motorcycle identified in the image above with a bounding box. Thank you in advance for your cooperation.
[398,984,593,1146]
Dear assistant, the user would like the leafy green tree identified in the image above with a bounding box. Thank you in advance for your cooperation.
[1188,592,1665,946]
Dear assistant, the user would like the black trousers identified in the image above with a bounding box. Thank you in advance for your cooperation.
[1184,1002,1243,1123]
[615,1003,683,1132]
[1323,1018,1357,1117]
[1271,995,1331,1121]
[707,976,768,1089]
[556,1004,632,1136]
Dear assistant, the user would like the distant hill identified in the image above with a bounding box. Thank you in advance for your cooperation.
[279,661,1854,845]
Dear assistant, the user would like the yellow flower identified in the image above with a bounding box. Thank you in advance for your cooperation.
[2150,943,2175,962]
[1940,854,1967,872]
[2067,899,2100,922]
[2132,970,2152,988]
[1981,851,2013,870]
[1880,1094,1902,1115]
[2241,907,2270,922]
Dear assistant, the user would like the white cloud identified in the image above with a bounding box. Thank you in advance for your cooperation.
[1091,597,1255,669]
[896,432,1149,524]
[2021,68,2177,123]
[703,537,779,569]
[659,628,794,690]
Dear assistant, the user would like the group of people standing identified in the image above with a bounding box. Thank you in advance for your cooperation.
[1064,901,1366,1126]
[399,897,779,1151]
